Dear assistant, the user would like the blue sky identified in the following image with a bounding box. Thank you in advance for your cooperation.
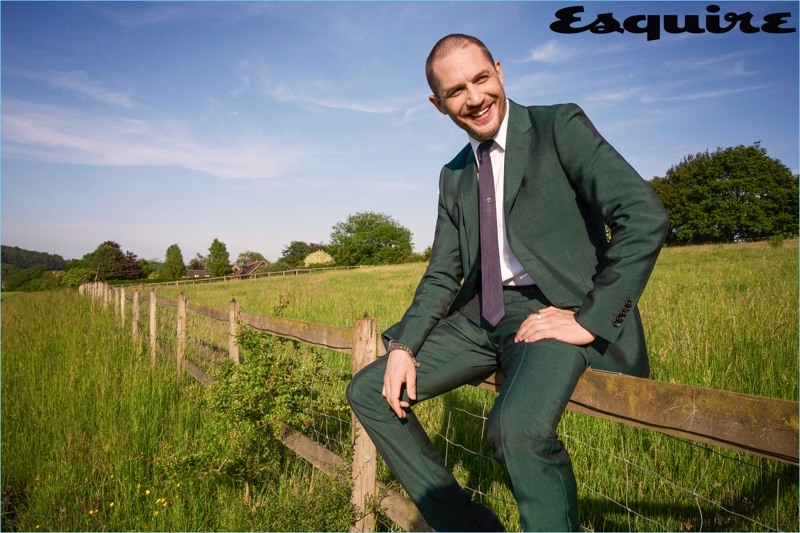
[2,1,797,263]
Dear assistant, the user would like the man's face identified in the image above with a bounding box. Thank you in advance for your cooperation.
[429,44,507,142]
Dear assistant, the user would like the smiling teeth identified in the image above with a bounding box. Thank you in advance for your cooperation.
[475,108,489,117]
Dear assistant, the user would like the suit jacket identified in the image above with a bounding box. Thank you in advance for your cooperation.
[383,101,668,377]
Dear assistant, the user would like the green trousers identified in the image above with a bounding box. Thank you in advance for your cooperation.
[347,286,588,531]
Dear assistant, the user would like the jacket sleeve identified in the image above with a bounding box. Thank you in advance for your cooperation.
[381,168,464,354]
[553,103,669,344]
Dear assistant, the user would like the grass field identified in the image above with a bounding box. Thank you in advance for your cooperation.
[2,239,797,531]
[158,238,800,531]
[1,291,354,531]
[158,239,798,399]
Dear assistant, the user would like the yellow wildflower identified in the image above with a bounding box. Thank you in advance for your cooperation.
[109,502,114,507]
[145,489,150,495]
[154,511,159,516]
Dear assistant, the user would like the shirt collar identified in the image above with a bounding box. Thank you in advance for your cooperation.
[469,99,510,159]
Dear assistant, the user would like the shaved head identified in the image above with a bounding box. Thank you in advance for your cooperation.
[425,34,495,98]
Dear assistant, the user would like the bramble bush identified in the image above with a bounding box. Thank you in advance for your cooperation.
[156,302,350,510]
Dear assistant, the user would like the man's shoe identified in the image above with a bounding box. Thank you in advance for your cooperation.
[465,505,505,532]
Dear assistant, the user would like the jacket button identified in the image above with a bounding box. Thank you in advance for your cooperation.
[625,300,633,309]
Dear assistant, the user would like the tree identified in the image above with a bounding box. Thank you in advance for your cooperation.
[3,266,60,292]
[327,211,414,266]
[1,245,67,270]
[115,250,142,280]
[277,241,326,269]
[236,251,267,267]
[62,267,94,288]
[188,253,207,271]
[163,244,186,280]
[90,241,124,281]
[206,238,232,277]
[650,143,799,245]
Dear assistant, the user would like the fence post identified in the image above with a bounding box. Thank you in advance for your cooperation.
[177,293,187,378]
[229,299,241,364]
[150,289,157,367]
[120,287,126,328]
[132,290,140,340]
[104,283,111,309]
[350,316,378,532]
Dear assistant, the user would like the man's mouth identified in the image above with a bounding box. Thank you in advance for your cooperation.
[469,104,492,121]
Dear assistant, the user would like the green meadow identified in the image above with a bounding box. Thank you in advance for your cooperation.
[2,239,797,531]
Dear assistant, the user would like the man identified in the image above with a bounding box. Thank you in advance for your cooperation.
[347,34,668,532]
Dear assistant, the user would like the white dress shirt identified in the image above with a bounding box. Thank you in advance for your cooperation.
[468,101,535,287]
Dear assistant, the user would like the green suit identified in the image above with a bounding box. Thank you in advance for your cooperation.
[348,101,668,531]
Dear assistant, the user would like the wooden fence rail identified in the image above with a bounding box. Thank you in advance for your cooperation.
[109,265,364,291]
[80,282,799,532]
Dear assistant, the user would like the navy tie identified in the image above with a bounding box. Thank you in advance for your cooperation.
[477,141,505,327]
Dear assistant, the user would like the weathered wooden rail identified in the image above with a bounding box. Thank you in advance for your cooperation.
[80,281,799,532]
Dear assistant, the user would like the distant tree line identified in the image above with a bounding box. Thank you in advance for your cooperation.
[3,142,795,292]
[2,246,68,271]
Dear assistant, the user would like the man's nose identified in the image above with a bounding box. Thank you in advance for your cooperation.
[465,84,483,107]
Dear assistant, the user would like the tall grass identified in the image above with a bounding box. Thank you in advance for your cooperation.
[155,239,798,531]
[4,239,797,531]
[1,291,353,531]
[159,240,798,399]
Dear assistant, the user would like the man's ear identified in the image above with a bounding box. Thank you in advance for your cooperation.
[429,94,447,115]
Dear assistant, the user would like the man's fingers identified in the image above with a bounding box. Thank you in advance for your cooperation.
[406,370,417,401]
[382,350,418,419]
[514,307,597,345]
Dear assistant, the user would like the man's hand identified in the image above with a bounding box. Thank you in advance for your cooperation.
[514,306,597,346]
[382,349,418,419]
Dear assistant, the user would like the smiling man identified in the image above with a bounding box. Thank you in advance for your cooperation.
[347,34,668,531]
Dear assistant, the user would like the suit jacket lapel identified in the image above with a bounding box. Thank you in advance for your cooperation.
[504,101,533,216]
[460,152,480,269]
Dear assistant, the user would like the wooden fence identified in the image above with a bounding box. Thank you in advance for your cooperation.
[79,281,799,532]
[110,265,364,291]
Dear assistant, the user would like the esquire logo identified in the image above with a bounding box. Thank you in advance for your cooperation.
[550,5,796,41]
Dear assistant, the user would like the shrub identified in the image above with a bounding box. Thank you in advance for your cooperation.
[156,307,348,507]
[303,250,335,268]
[768,235,785,248]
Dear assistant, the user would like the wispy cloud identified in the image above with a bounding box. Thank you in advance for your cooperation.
[639,85,770,103]
[1,99,311,180]
[50,71,133,108]
[518,40,577,63]
[4,67,133,108]
[94,3,242,29]
[584,87,642,103]
[270,85,402,114]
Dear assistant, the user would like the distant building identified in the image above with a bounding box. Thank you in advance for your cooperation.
[231,260,267,280]
[184,269,211,278]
